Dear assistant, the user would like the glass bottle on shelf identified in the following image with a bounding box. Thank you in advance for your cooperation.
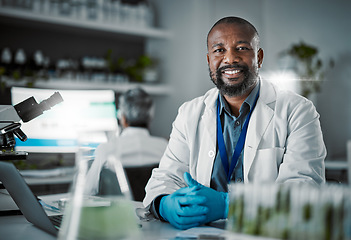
[13,48,27,80]
[1,47,12,78]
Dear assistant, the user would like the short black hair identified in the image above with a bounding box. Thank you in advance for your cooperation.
[207,16,259,49]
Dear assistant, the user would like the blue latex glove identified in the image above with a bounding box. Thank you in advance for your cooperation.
[184,172,229,223]
[159,186,209,230]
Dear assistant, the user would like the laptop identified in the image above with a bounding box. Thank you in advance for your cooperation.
[0,161,63,236]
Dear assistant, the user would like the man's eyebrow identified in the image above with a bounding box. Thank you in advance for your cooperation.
[237,40,251,45]
[210,43,224,49]
[210,40,251,49]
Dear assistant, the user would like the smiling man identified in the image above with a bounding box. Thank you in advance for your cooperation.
[143,16,326,230]
[207,17,263,116]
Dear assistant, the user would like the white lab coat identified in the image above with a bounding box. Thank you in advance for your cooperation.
[113,127,168,167]
[85,127,168,195]
[143,79,326,206]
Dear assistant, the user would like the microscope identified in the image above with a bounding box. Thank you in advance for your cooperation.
[0,91,63,160]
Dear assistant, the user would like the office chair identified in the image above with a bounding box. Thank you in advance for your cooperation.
[347,140,351,185]
[98,164,157,201]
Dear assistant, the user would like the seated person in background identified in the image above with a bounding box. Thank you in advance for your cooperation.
[85,87,168,196]
[142,16,326,230]
[115,87,168,167]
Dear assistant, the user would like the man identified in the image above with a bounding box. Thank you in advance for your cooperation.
[115,87,168,167]
[143,16,326,230]
[85,88,168,196]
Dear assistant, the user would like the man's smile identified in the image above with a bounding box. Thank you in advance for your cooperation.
[221,68,243,79]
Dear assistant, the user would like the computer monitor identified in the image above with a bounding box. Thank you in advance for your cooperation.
[11,87,118,153]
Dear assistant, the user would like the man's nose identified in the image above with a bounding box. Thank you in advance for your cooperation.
[223,49,240,64]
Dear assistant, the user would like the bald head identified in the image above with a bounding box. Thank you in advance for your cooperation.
[207,16,259,50]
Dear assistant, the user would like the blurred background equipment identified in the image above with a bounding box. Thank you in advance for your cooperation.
[227,183,351,239]
[11,87,118,155]
[0,91,63,160]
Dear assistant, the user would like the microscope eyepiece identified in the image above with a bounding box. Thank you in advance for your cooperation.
[14,92,63,123]
[38,92,64,112]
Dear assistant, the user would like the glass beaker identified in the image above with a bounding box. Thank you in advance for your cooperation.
[58,132,139,240]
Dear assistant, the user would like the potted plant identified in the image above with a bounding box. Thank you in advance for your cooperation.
[280,41,334,98]
[124,55,158,83]
[108,53,158,83]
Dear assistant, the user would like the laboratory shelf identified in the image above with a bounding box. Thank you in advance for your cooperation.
[5,78,172,96]
[0,7,172,39]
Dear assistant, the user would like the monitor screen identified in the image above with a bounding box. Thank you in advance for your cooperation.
[11,87,118,153]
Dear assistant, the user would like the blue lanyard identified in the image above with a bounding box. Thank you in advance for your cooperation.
[216,91,259,183]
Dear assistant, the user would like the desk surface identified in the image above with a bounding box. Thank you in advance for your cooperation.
[0,193,181,240]
[324,159,349,170]
[0,213,183,240]
[0,193,276,240]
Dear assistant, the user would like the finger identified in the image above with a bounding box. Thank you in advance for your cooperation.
[173,213,207,226]
[173,221,202,230]
[184,187,205,196]
[179,205,209,217]
[177,195,207,206]
[184,172,202,187]
[174,185,201,195]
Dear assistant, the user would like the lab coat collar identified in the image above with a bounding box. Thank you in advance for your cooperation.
[120,127,150,137]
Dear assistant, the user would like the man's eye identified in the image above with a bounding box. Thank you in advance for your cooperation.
[237,47,250,51]
[214,48,224,53]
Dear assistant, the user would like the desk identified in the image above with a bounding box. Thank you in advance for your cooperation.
[324,159,349,184]
[324,159,348,171]
[0,213,182,240]
[21,168,75,186]
[0,193,181,240]
[20,169,75,195]
[21,165,157,201]
[0,194,276,240]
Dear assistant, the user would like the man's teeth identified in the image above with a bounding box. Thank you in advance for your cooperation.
[224,70,240,74]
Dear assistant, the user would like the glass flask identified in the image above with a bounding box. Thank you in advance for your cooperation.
[58,132,140,240]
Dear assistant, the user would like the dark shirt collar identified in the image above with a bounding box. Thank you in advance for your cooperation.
[219,81,260,118]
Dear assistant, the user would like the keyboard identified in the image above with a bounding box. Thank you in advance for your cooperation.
[49,215,63,229]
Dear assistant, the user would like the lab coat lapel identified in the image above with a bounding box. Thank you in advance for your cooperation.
[198,89,218,186]
[243,80,275,181]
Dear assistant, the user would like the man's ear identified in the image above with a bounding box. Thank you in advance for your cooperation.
[206,53,210,65]
[258,48,264,68]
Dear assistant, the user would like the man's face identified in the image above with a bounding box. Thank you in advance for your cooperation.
[207,23,263,97]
